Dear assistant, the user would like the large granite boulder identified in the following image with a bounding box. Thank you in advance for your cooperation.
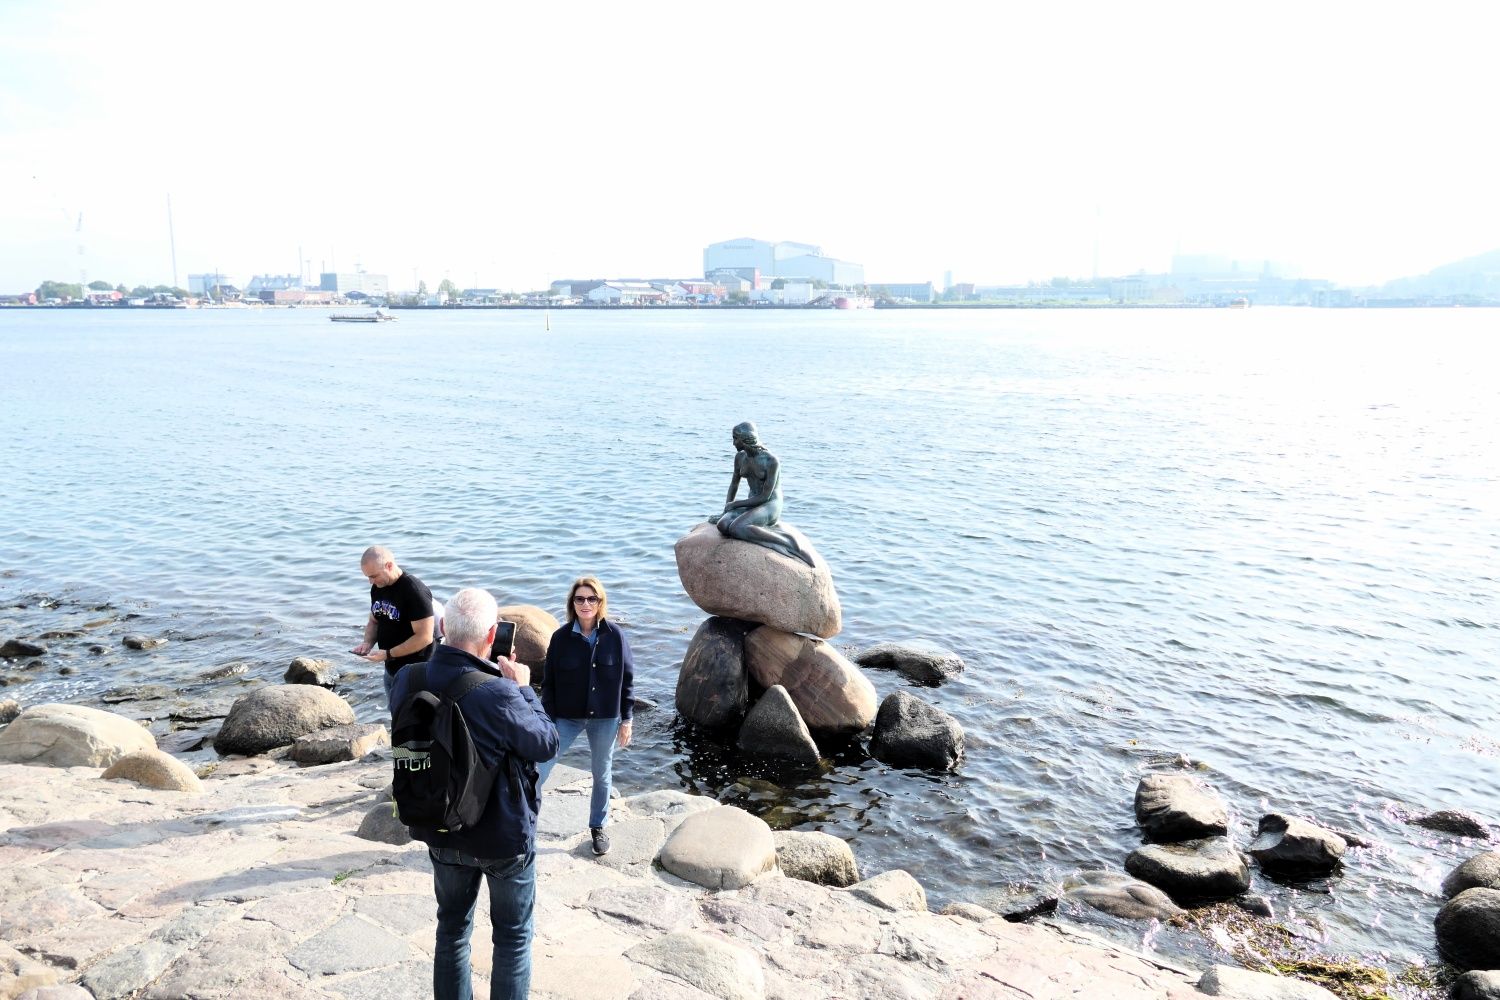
[0,704,155,767]
[213,686,356,756]
[1197,965,1342,999]
[773,830,859,886]
[854,640,964,686]
[675,521,841,638]
[1125,836,1250,902]
[1248,814,1346,872]
[1455,971,1500,1000]
[868,690,963,771]
[1061,871,1185,921]
[289,723,389,765]
[1435,887,1500,970]
[658,805,777,890]
[495,604,561,679]
[284,657,338,686]
[1443,851,1500,898]
[744,628,876,735]
[101,748,202,793]
[1134,773,1230,842]
[676,616,753,730]
[737,685,821,766]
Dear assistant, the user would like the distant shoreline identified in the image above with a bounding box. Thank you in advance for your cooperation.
[4,301,1493,312]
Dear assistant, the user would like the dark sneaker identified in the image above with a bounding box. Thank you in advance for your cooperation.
[590,827,610,856]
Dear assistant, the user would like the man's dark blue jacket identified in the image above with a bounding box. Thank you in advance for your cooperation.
[390,643,559,858]
[541,618,635,722]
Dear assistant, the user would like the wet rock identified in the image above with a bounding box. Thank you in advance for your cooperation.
[0,703,156,767]
[631,696,658,713]
[1,639,47,658]
[1125,836,1250,902]
[38,630,81,640]
[213,686,356,756]
[100,684,175,704]
[773,830,859,886]
[675,616,753,730]
[1134,772,1229,842]
[854,640,964,686]
[743,627,876,735]
[1411,809,1491,839]
[0,699,20,725]
[737,684,821,767]
[1197,964,1341,998]
[1435,887,1500,970]
[284,656,338,687]
[1443,851,1500,898]
[675,520,842,638]
[1455,970,1500,1000]
[972,884,1060,922]
[846,869,927,912]
[200,662,249,680]
[495,604,560,682]
[157,727,216,754]
[658,804,777,890]
[868,690,964,771]
[85,647,105,658]
[355,798,412,845]
[122,634,168,650]
[1236,894,1275,918]
[289,723,389,765]
[1248,814,1346,872]
[101,748,203,793]
[1061,870,1185,921]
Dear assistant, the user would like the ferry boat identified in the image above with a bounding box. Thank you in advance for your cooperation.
[330,310,395,323]
[833,295,874,310]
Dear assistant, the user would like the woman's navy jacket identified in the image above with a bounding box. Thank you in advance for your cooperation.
[541,618,635,723]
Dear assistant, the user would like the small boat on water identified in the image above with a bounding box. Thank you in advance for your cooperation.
[833,295,874,310]
[330,310,396,323]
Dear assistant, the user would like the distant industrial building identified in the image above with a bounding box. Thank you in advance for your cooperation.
[319,272,388,296]
[188,273,234,296]
[871,282,936,303]
[703,238,864,286]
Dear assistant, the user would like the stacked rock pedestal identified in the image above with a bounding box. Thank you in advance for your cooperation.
[674,521,875,764]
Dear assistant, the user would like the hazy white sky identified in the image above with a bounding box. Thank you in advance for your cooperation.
[2,1,1496,292]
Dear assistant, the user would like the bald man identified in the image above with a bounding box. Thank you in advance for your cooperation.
[351,545,436,705]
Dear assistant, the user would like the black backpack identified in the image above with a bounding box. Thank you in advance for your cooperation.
[391,665,500,832]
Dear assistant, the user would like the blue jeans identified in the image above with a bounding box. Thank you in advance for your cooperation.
[429,847,535,1000]
[383,668,397,710]
[536,717,619,829]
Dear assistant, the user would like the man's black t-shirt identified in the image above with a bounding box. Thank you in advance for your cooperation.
[370,572,435,675]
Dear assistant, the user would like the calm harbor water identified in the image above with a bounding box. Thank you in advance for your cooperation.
[2,305,1497,971]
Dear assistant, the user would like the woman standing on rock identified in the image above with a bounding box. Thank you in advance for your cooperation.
[537,576,634,856]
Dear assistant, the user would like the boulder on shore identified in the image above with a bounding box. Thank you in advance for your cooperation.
[0,704,156,767]
[1443,851,1500,899]
[1248,813,1346,872]
[1061,870,1185,921]
[658,804,777,890]
[1124,836,1250,902]
[868,690,963,771]
[284,657,338,687]
[854,640,964,686]
[1134,773,1230,842]
[1,638,47,658]
[675,616,753,731]
[1410,809,1491,839]
[289,723,389,765]
[737,685,821,767]
[1435,887,1500,970]
[495,604,560,683]
[744,628,876,736]
[213,686,356,756]
[1454,970,1500,1000]
[674,521,841,638]
[0,698,20,725]
[101,748,202,793]
[774,830,859,887]
[1197,965,1341,999]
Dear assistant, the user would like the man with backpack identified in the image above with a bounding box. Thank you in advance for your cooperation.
[389,587,558,1000]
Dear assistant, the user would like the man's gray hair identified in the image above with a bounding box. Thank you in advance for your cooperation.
[444,587,498,646]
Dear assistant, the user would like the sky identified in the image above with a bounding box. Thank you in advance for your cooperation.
[2,0,1497,293]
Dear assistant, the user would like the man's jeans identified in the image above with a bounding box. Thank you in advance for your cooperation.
[429,847,535,1000]
[383,667,397,710]
[535,717,619,829]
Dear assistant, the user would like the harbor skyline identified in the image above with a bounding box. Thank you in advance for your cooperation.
[2,1,1497,292]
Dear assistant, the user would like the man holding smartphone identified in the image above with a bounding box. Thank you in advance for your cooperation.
[351,545,436,706]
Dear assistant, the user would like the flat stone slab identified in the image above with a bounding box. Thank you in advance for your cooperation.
[287,913,410,975]
[1197,964,1342,998]
[627,930,766,1000]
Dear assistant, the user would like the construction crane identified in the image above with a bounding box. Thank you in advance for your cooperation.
[76,212,87,292]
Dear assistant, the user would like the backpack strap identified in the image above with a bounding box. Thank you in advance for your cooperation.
[409,663,428,696]
[443,668,495,703]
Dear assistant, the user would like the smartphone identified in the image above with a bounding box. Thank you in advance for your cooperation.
[490,619,517,662]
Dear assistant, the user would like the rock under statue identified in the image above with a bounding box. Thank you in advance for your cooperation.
[708,421,814,567]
